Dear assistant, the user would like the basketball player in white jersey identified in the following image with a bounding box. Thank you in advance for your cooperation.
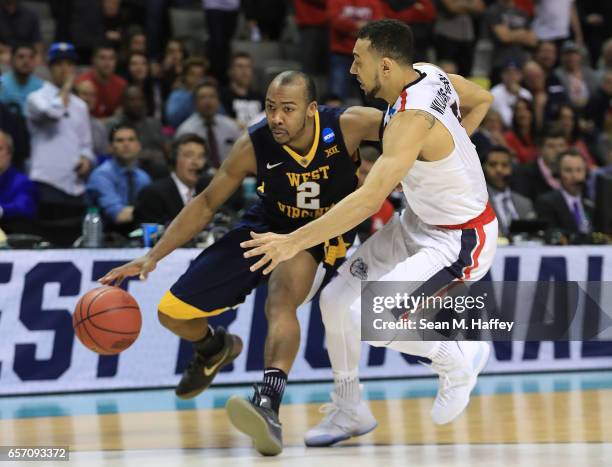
[242,19,498,445]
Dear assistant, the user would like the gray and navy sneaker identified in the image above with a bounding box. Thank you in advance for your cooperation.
[226,384,283,456]
[175,327,243,399]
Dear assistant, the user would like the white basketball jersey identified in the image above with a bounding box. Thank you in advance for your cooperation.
[382,63,489,226]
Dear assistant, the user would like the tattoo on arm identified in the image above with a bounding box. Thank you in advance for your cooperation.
[414,110,436,129]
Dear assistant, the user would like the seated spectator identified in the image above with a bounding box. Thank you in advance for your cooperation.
[382,0,437,63]
[522,59,568,129]
[158,38,187,102]
[513,125,568,201]
[134,133,243,226]
[535,149,593,235]
[534,41,561,84]
[327,0,383,101]
[0,98,30,172]
[107,85,168,179]
[483,0,537,85]
[585,70,612,139]
[122,51,162,118]
[0,130,36,233]
[0,0,43,61]
[220,52,264,129]
[554,104,598,166]
[554,41,599,110]
[483,146,534,237]
[355,144,394,242]
[0,43,43,115]
[76,43,127,118]
[26,43,95,229]
[490,61,532,128]
[75,80,109,158]
[504,98,538,163]
[165,57,208,128]
[472,109,509,162]
[118,25,147,74]
[587,143,612,200]
[87,123,151,234]
[134,133,206,225]
[176,79,241,168]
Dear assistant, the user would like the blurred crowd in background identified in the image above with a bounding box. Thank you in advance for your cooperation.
[0,0,610,248]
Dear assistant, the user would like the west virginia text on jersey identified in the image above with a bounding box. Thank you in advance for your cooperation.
[248,106,359,228]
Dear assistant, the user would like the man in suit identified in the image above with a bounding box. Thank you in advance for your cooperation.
[513,124,568,202]
[535,148,593,235]
[484,145,535,236]
[134,133,243,226]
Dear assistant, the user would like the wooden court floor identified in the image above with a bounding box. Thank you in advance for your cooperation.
[1,372,611,466]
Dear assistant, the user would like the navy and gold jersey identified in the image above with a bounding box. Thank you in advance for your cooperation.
[160,107,359,319]
[247,105,359,231]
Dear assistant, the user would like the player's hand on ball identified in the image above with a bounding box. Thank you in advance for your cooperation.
[241,231,299,275]
[98,255,158,285]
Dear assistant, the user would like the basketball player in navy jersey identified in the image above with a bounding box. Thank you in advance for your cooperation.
[100,71,382,455]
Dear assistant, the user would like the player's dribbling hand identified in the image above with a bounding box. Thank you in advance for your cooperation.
[98,256,158,286]
[241,232,299,275]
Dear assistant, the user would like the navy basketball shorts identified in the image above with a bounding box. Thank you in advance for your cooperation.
[157,218,354,321]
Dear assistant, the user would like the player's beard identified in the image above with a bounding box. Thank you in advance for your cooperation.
[365,74,382,100]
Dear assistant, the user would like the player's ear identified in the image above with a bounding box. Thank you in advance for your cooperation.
[381,58,392,76]
[307,101,317,117]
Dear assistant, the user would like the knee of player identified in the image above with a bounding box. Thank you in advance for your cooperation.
[264,290,299,321]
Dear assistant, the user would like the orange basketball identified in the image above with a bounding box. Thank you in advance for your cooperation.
[73,286,142,355]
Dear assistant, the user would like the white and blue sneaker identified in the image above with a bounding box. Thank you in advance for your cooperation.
[304,387,377,447]
[429,341,490,425]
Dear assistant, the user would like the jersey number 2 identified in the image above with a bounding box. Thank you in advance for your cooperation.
[296,182,320,209]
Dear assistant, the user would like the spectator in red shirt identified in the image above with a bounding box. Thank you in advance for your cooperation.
[76,43,127,119]
[294,0,329,76]
[382,0,437,63]
[504,98,538,163]
[328,0,383,101]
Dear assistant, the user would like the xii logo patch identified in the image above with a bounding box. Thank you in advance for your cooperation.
[325,145,340,158]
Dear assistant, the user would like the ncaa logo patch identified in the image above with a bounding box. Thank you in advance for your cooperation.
[350,257,368,280]
[322,127,335,144]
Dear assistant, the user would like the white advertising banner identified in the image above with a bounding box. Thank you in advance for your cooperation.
[0,246,611,395]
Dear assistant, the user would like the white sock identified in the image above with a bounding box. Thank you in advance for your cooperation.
[333,368,361,404]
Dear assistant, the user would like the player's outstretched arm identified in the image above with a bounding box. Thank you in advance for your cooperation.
[449,74,493,136]
[242,110,434,274]
[340,106,384,146]
[99,133,257,285]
